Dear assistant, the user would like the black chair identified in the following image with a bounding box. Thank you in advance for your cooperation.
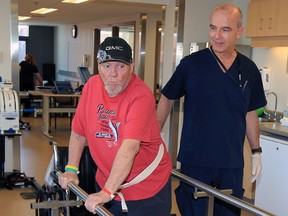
[56,146,97,216]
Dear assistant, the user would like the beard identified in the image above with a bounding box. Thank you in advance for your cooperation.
[102,75,131,97]
[105,84,124,97]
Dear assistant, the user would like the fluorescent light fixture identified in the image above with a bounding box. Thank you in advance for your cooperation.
[18,16,31,21]
[31,8,58,14]
[62,0,89,3]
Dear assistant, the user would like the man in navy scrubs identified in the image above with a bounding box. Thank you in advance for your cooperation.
[157,3,266,216]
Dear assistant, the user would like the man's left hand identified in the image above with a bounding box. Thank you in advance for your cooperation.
[85,191,112,214]
[250,154,262,183]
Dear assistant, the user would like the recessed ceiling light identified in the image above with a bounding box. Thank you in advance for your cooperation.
[18,16,31,21]
[31,8,58,14]
[62,0,89,4]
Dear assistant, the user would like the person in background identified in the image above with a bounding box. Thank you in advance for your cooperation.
[19,54,42,91]
[19,54,43,117]
[156,3,266,216]
[59,37,172,216]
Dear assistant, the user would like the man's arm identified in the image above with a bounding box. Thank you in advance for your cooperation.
[103,138,140,194]
[246,110,260,149]
[84,138,140,212]
[246,110,262,183]
[67,130,86,166]
[58,130,86,189]
[156,94,174,130]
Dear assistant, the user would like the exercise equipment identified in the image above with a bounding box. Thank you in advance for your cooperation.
[0,81,20,135]
[0,81,28,189]
[31,141,112,216]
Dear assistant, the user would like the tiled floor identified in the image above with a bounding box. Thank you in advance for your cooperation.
[0,116,255,216]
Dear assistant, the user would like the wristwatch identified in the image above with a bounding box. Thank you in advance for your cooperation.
[251,147,262,154]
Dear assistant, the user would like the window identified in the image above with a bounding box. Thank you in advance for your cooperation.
[18,41,26,63]
[18,25,29,37]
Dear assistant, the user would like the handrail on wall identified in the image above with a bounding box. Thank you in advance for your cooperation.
[171,169,275,216]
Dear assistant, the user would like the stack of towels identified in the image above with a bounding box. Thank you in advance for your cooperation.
[280,117,288,127]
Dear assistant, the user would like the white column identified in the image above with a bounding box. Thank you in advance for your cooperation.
[1,0,20,172]
[160,0,177,151]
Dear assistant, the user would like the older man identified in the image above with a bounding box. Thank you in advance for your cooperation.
[59,37,172,216]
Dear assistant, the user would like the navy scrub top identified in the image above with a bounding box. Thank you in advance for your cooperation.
[161,48,266,168]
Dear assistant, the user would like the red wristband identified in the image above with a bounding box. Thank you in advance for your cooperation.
[102,187,115,200]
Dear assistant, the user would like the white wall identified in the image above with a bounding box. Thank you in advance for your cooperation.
[252,47,288,112]
[233,0,250,45]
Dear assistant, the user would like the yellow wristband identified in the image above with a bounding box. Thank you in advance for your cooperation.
[65,165,80,174]
[65,165,79,171]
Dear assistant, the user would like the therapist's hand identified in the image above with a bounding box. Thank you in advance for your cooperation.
[250,154,262,183]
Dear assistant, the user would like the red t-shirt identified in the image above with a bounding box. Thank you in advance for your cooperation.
[72,74,171,200]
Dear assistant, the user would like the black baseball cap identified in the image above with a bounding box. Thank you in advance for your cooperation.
[97,37,132,64]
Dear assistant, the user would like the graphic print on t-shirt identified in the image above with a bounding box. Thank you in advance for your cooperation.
[108,120,121,143]
[95,104,121,148]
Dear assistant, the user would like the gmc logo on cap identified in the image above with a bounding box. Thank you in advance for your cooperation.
[106,46,123,51]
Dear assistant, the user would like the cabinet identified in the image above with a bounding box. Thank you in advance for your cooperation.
[275,0,288,36]
[246,0,277,37]
[246,0,288,47]
[254,136,288,216]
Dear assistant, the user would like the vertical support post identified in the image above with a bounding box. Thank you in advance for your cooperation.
[207,195,215,216]
[0,136,5,179]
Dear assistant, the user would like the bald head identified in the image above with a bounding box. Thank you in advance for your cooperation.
[211,3,243,28]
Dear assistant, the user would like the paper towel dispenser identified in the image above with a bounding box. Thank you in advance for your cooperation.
[259,67,271,92]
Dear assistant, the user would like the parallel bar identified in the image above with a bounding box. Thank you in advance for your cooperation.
[55,170,113,216]
[171,169,275,216]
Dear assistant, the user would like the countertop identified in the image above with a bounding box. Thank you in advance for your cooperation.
[259,122,288,143]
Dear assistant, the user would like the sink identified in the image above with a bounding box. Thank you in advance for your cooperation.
[258,117,275,123]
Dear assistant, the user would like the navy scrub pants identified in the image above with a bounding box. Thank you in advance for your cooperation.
[175,164,244,216]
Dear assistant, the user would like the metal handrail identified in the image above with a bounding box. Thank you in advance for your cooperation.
[55,170,113,216]
[171,169,276,216]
